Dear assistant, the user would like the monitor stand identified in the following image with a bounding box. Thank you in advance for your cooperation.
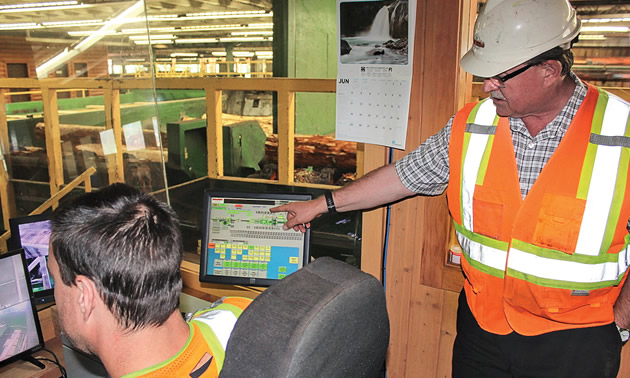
[21,354,45,369]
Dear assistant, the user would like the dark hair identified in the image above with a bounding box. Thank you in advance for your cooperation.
[525,35,579,76]
[50,183,183,331]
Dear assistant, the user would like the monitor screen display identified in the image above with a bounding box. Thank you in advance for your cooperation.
[8,215,54,304]
[0,249,44,365]
[199,190,311,287]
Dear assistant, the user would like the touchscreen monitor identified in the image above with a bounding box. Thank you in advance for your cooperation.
[8,214,54,304]
[0,249,44,366]
[199,190,311,287]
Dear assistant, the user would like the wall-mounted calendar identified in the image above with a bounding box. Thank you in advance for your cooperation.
[336,0,416,150]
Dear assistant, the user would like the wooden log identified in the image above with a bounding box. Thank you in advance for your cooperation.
[265,134,356,171]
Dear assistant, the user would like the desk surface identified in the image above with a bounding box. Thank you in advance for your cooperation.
[0,337,65,378]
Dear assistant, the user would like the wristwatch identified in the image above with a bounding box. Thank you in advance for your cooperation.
[617,324,629,344]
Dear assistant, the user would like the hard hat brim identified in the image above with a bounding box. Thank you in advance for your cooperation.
[459,48,526,78]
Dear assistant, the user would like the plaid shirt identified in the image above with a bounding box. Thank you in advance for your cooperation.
[395,73,629,231]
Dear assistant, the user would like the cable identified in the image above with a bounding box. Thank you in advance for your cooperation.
[382,146,394,288]
[39,348,67,378]
[381,146,394,378]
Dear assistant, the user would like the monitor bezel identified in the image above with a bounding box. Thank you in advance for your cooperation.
[8,213,55,305]
[0,248,45,367]
[199,190,312,287]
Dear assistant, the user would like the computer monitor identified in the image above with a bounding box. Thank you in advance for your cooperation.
[199,190,312,287]
[8,214,54,305]
[0,249,45,366]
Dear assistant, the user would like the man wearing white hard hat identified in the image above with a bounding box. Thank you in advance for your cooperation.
[271,0,630,376]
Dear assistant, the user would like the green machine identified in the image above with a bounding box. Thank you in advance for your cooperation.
[167,119,267,179]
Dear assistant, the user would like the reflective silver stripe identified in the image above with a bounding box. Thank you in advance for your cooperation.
[462,99,496,232]
[508,246,630,284]
[465,124,497,135]
[575,94,630,256]
[193,309,238,350]
[591,134,630,148]
[457,231,507,272]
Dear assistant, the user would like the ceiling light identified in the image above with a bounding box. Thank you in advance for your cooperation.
[121,27,176,34]
[129,34,175,40]
[248,23,274,28]
[68,30,118,37]
[185,10,272,21]
[579,35,606,40]
[0,23,40,30]
[187,10,266,17]
[218,37,271,42]
[176,38,219,44]
[147,14,179,20]
[42,19,103,28]
[231,31,274,36]
[181,24,243,31]
[134,40,174,45]
[179,23,274,32]
[233,51,254,57]
[170,52,198,57]
[581,26,629,33]
[212,52,227,57]
[583,17,630,24]
[0,1,78,9]
[0,1,88,13]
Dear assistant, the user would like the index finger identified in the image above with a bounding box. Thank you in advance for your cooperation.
[269,204,287,213]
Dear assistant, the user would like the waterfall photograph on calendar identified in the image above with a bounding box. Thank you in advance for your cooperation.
[339,0,409,65]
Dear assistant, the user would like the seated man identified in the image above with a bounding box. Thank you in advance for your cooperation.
[48,183,251,378]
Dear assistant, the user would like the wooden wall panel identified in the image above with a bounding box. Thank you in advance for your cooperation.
[436,290,459,378]
[405,285,447,376]
[384,0,465,376]
[383,1,630,376]
[385,199,423,374]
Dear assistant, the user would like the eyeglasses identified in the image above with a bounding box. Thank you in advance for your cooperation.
[488,63,537,85]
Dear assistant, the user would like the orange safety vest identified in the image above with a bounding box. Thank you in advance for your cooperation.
[125,296,252,378]
[447,84,630,336]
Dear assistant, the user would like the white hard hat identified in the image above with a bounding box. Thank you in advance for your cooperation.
[460,0,581,78]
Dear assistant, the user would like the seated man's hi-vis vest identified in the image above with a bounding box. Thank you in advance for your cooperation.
[447,84,630,336]
[125,296,252,378]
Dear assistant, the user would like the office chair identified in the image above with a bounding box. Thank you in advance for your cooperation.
[219,256,390,378]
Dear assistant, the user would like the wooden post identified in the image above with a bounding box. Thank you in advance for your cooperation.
[103,87,124,183]
[41,87,63,207]
[276,88,295,185]
[360,143,388,281]
[206,88,223,178]
[0,88,16,228]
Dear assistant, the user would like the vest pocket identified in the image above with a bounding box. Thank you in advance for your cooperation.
[539,285,612,315]
[472,198,503,239]
[533,193,586,254]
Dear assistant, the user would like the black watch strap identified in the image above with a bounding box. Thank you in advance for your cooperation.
[325,192,337,213]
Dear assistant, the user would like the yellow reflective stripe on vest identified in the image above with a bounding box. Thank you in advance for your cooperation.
[193,320,226,372]
[576,91,630,256]
[194,308,239,351]
[507,240,630,290]
[461,98,498,232]
[192,304,241,371]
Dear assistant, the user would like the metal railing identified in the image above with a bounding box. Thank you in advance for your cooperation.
[0,77,362,231]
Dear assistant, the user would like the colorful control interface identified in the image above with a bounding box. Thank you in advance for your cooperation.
[205,197,306,281]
